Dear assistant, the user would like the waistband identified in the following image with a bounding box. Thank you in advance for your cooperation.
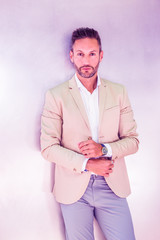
[90,175,105,180]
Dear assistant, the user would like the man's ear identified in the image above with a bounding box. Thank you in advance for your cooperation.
[99,50,103,62]
[70,50,74,63]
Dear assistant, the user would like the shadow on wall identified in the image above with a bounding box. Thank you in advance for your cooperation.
[50,162,55,192]
[35,113,42,151]
[63,31,72,66]
[36,110,55,192]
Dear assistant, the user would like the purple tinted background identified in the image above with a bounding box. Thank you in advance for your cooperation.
[0,0,160,239]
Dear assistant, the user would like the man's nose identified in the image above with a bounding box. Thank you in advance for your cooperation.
[82,55,90,65]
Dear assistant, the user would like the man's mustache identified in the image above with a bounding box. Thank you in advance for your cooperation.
[80,65,94,70]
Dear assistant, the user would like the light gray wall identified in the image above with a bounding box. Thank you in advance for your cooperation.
[0,0,160,239]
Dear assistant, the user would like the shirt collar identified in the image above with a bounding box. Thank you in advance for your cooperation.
[75,73,101,91]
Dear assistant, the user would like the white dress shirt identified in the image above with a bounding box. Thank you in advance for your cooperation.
[75,74,112,173]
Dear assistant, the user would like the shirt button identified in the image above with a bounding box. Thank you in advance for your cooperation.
[73,168,76,172]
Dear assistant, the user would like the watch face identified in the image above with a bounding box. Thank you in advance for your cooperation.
[102,147,108,155]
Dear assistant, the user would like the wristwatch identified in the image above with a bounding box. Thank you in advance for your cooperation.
[101,144,108,155]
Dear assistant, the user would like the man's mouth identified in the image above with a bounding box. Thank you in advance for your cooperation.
[82,67,90,71]
[81,66,92,71]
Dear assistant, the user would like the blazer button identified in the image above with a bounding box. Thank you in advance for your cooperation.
[73,168,76,172]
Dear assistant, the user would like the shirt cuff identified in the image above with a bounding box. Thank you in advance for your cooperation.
[104,143,112,158]
[82,158,89,172]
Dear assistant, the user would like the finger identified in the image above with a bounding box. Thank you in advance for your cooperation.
[84,152,96,158]
[105,162,114,168]
[78,141,86,148]
[79,146,89,153]
[81,149,93,155]
[105,165,114,171]
[104,166,114,174]
[80,149,91,157]
[81,149,89,155]
[81,145,96,154]
[109,164,114,169]
[80,144,93,152]
[78,140,94,148]
[82,151,95,158]
[104,173,109,177]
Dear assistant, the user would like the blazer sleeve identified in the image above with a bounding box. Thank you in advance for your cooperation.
[40,90,85,173]
[109,86,139,160]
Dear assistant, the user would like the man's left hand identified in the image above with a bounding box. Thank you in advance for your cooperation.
[78,139,102,158]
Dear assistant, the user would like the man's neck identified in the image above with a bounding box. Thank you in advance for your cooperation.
[76,72,98,94]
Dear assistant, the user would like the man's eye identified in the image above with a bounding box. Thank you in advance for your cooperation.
[77,53,83,56]
[90,53,96,56]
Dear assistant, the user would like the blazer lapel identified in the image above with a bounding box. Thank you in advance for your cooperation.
[68,76,91,131]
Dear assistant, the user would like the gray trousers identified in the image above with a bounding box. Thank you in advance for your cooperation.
[60,175,135,240]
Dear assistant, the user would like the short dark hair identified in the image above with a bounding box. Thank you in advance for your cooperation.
[71,27,102,51]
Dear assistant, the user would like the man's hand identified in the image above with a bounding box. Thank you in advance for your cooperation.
[86,157,114,177]
[78,139,103,158]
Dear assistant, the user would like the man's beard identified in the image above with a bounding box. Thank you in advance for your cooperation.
[74,62,100,78]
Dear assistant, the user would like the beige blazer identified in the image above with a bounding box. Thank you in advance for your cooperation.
[41,76,139,204]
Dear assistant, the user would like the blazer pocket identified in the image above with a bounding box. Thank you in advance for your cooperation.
[103,105,120,124]
[104,105,120,112]
[101,105,120,137]
[103,105,120,120]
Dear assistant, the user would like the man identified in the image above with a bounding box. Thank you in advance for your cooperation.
[41,27,139,240]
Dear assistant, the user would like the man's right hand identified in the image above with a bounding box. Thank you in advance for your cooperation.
[85,157,114,177]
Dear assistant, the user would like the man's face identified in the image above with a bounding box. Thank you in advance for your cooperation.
[70,38,103,78]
